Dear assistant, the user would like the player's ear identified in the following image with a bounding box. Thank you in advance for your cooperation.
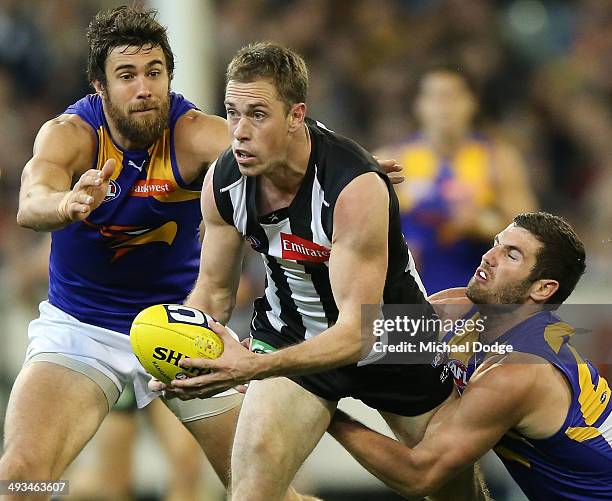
[529,279,559,303]
[288,103,306,132]
[92,80,105,97]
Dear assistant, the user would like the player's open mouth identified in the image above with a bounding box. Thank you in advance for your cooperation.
[235,149,255,163]
[475,268,488,282]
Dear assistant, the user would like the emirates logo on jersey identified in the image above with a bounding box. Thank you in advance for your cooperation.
[280,233,330,263]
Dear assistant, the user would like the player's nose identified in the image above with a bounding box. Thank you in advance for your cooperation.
[135,76,152,99]
[233,117,251,141]
[482,246,498,268]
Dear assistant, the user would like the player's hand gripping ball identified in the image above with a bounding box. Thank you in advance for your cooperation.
[130,304,224,384]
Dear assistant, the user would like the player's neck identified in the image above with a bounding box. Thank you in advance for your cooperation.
[262,125,311,194]
[478,304,543,343]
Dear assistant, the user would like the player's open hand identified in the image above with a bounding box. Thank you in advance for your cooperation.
[374,156,404,185]
[168,320,259,399]
[58,158,115,222]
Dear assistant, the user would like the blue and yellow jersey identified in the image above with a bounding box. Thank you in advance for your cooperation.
[48,93,202,334]
[441,310,612,499]
[393,135,495,293]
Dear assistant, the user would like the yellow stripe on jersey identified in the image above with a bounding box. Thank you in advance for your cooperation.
[111,221,177,249]
[543,322,574,353]
[147,130,199,203]
[96,128,199,203]
[568,345,611,426]
[96,126,123,181]
[494,445,531,469]
[565,426,602,442]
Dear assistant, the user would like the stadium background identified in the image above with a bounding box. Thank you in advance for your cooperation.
[0,0,611,499]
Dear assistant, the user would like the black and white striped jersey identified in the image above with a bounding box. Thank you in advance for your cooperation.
[213,119,427,345]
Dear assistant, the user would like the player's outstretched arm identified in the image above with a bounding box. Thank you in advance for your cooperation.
[328,362,536,498]
[184,162,244,324]
[17,116,114,231]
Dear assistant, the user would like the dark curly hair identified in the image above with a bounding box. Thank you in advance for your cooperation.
[86,5,174,85]
[514,212,586,306]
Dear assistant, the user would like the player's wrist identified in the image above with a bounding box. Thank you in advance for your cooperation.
[56,191,73,224]
[249,350,281,380]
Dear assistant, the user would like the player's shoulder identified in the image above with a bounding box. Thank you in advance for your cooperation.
[309,119,376,169]
[175,108,228,144]
[471,352,546,394]
[474,351,573,436]
[44,113,94,135]
[36,114,97,155]
[177,108,226,129]
[308,119,386,205]
[173,109,229,176]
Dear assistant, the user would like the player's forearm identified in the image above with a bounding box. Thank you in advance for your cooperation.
[17,188,71,231]
[252,323,363,379]
[184,284,235,325]
[328,415,434,498]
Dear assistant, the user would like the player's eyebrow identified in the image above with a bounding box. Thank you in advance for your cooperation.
[224,101,270,109]
[494,235,524,256]
[114,59,164,72]
[504,244,524,257]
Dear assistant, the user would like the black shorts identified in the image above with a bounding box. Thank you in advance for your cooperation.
[251,333,453,417]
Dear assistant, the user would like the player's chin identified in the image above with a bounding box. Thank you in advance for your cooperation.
[466,284,488,304]
[237,162,264,176]
[468,294,491,306]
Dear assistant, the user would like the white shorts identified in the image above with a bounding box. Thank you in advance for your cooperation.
[24,301,242,422]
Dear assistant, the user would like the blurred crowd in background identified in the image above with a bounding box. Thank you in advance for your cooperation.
[0,0,611,500]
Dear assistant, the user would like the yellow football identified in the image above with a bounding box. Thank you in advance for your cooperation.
[130,304,224,384]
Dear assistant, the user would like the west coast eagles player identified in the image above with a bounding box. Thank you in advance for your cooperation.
[329,213,612,500]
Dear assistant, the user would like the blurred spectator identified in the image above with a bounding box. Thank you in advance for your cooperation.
[377,63,536,293]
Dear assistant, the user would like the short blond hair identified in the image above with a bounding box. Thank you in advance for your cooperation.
[226,42,308,111]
